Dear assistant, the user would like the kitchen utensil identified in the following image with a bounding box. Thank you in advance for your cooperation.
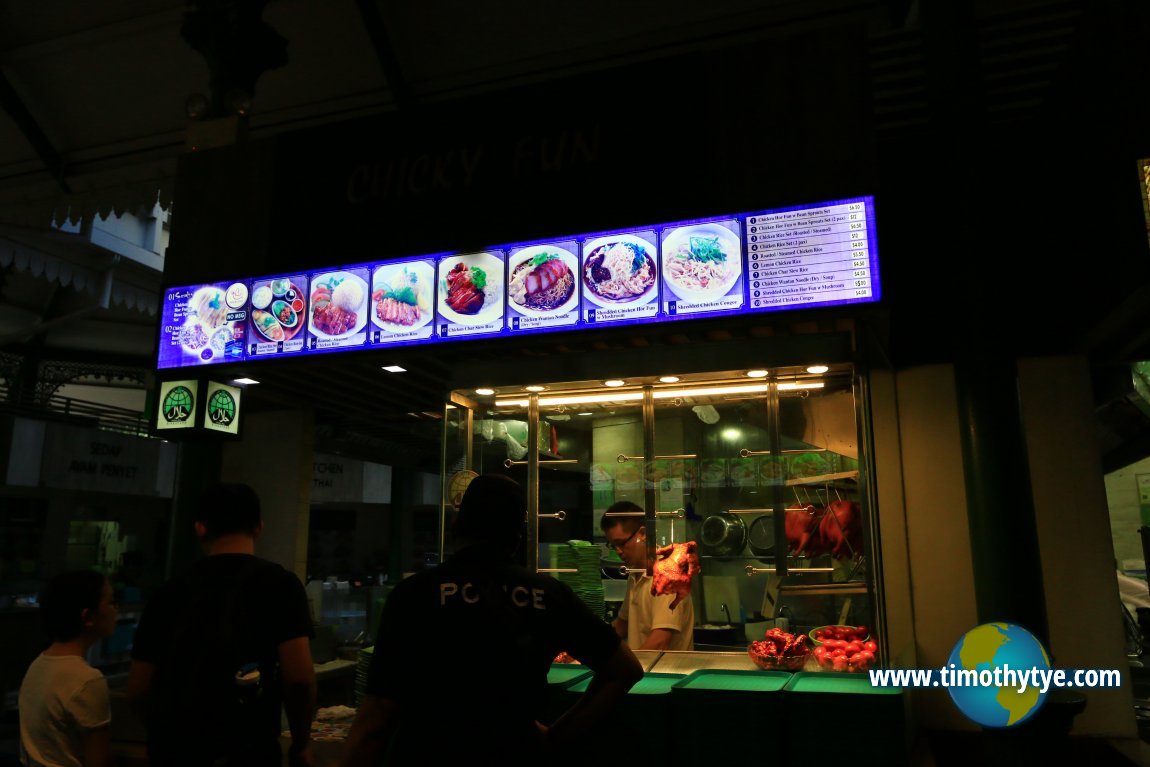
[748,513,775,560]
[700,512,746,556]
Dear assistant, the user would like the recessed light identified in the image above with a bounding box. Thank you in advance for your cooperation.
[233,377,260,385]
[603,379,626,387]
[382,365,407,373]
[658,376,681,383]
[746,369,768,378]
[525,385,546,392]
[806,365,829,374]
[475,388,495,396]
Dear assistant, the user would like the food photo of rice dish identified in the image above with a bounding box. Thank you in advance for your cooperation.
[252,310,285,342]
[438,253,503,324]
[373,264,432,329]
[311,273,367,337]
[583,239,656,303]
[508,249,576,314]
[662,224,742,300]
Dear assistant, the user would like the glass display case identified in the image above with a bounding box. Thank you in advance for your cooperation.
[441,364,882,671]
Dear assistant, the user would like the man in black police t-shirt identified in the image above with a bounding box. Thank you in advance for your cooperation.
[341,474,643,767]
[127,483,317,767]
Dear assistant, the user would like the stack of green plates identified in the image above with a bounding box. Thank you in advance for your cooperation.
[353,645,374,706]
[550,541,606,620]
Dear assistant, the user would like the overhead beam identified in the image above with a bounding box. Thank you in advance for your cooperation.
[0,70,70,194]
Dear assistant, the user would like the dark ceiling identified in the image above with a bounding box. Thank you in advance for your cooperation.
[4,1,1150,471]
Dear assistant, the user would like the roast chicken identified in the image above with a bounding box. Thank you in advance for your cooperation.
[784,500,863,560]
[650,541,700,610]
[819,499,863,559]
[445,262,485,314]
[784,504,824,557]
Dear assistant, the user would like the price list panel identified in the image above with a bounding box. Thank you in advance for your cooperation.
[745,198,878,311]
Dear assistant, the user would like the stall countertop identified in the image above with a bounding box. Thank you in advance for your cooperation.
[313,659,357,678]
[648,650,758,675]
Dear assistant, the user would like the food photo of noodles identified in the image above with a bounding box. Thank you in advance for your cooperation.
[661,223,742,302]
[436,252,504,325]
[581,234,658,308]
[372,262,434,332]
[507,246,578,317]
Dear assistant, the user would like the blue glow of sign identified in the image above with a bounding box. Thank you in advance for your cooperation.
[156,196,879,369]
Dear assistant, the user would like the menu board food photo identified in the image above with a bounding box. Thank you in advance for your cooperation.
[660,219,743,316]
[369,259,435,345]
[158,282,248,368]
[436,251,505,338]
[580,230,659,325]
[247,274,308,357]
[308,268,370,350]
[506,241,580,332]
[156,196,880,369]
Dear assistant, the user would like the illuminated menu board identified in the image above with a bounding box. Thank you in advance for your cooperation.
[156,195,880,369]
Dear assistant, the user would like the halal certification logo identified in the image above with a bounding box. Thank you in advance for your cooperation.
[162,386,194,423]
[208,389,236,426]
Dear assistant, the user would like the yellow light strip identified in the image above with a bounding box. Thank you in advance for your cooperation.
[494,381,823,408]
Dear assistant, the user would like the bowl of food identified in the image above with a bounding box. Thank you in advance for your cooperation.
[809,624,870,646]
[661,224,742,302]
[271,300,298,328]
[748,642,810,671]
[271,278,291,297]
[251,284,273,310]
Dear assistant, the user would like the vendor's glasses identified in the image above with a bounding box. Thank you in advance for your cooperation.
[609,527,640,552]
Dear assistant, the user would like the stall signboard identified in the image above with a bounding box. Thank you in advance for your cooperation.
[157,195,880,369]
[155,380,198,429]
[203,381,242,435]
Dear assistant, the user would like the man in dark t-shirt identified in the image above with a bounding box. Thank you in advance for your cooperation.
[128,483,317,767]
[340,474,643,767]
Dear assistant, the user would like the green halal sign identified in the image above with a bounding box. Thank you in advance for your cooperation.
[203,382,242,435]
[157,381,197,431]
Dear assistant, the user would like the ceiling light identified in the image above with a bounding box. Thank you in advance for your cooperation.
[603,379,626,387]
[746,369,768,378]
[658,376,681,383]
[382,365,406,373]
[496,382,773,408]
[578,412,594,416]
[525,385,546,392]
[232,377,260,385]
[777,382,825,390]
[806,365,830,374]
[475,388,495,396]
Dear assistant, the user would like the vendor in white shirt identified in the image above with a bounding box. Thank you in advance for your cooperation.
[601,501,694,651]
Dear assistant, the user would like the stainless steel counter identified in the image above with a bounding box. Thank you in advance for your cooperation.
[648,650,757,675]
